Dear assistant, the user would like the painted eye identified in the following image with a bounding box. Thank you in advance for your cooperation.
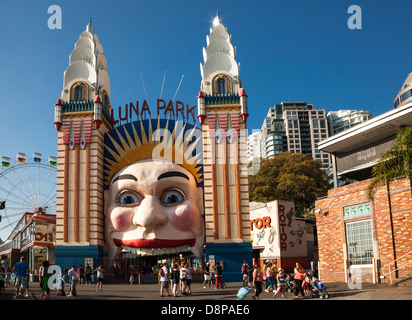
[162,189,184,206]
[117,191,141,207]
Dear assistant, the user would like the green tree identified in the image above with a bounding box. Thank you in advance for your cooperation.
[367,126,412,199]
[248,152,329,216]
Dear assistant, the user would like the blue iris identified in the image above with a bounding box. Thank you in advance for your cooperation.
[122,195,135,204]
[163,190,184,205]
[166,194,180,204]
[118,192,140,206]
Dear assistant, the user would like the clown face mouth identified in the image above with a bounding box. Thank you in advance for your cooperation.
[113,238,196,249]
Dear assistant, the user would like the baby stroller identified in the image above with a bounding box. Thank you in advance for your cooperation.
[306,271,329,299]
[285,274,296,293]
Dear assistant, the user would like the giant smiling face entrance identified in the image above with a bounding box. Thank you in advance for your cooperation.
[103,119,204,264]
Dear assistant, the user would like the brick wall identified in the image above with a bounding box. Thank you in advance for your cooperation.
[315,178,412,283]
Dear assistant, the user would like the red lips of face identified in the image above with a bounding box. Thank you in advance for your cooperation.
[113,238,196,248]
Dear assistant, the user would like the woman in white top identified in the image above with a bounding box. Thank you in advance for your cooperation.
[183,263,192,294]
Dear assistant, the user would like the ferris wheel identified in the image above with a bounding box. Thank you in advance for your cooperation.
[0,153,57,241]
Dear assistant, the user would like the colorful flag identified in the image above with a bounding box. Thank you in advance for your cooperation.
[49,156,57,166]
[17,152,26,163]
[33,153,42,163]
[1,156,10,167]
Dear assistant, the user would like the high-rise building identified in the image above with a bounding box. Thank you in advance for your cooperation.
[260,102,330,167]
[394,71,412,108]
[247,131,261,163]
[327,109,372,136]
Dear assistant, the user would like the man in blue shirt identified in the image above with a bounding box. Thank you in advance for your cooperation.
[13,256,30,298]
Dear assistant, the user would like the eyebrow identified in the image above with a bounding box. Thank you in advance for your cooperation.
[112,174,138,183]
[157,171,189,181]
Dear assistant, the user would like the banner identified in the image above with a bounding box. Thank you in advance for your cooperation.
[336,136,395,177]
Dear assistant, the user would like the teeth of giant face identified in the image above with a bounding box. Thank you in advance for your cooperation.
[121,245,191,256]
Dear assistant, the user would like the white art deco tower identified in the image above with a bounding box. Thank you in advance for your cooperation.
[53,21,113,267]
[197,14,252,281]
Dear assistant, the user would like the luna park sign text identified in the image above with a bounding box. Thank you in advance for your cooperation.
[111,99,196,125]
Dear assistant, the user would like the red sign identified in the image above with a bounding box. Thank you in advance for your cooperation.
[278,204,287,251]
[250,216,271,231]
[35,232,54,242]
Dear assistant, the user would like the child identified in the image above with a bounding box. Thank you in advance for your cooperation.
[129,273,135,285]
[5,268,11,288]
[273,268,286,299]
[0,267,5,294]
[57,269,66,296]
[302,274,309,295]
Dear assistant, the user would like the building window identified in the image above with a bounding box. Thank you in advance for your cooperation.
[346,220,374,266]
[217,78,226,95]
[102,91,110,110]
[70,82,88,102]
[74,86,84,101]
[212,74,231,95]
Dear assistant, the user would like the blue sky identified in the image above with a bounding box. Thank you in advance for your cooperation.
[1,0,412,159]
[0,0,411,236]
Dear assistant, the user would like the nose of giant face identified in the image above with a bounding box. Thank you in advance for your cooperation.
[132,195,168,229]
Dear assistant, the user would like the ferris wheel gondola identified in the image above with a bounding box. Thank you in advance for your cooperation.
[0,153,57,241]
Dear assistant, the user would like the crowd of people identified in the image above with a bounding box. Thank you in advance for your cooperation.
[0,256,106,299]
[149,260,230,298]
[0,256,316,300]
[249,260,316,300]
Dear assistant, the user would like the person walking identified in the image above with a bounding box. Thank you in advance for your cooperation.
[265,262,274,292]
[0,267,5,294]
[273,268,286,299]
[12,256,30,298]
[184,263,192,294]
[57,269,66,296]
[179,262,187,295]
[85,264,93,285]
[4,268,11,288]
[41,260,52,299]
[263,261,269,291]
[241,260,250,287]
[68,265,78,297]
[159,262,171,297]
[272,261,279,291]
[214,261,224,289]
[77,265,85,285]
[94,265,105,292]
[203,262,211,289]
[129,272,135,285]
[39,263,44,294]
[293,262,306,298]
[252,264,263,300]
[171,264,180,297]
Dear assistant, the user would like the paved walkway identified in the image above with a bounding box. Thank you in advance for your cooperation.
[1,281,412,300]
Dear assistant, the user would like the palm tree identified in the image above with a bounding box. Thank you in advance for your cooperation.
[367,126,412,199]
